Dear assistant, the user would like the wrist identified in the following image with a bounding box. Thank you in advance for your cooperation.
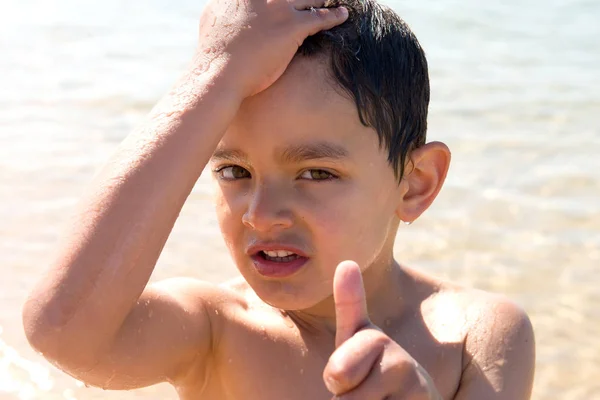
[146,54,243,134]
[186,50,245,105]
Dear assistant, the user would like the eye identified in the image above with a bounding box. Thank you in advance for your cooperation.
[215,165,251,180]
[299,169,337,181]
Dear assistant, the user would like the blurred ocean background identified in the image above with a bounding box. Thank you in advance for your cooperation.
[0,0,598,399]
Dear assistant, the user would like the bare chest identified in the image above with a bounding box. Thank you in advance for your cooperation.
[183,321,464,400]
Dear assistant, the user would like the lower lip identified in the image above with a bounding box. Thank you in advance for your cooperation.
[250,254,309,278]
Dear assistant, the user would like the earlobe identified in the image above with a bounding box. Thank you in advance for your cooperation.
[395,141,451,223]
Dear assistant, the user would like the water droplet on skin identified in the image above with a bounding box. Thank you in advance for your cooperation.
[281,313,294,328]
[214,309,219,315]
[300,368,304,375]
[148,309,154,318]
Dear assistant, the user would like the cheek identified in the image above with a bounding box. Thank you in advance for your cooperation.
[214,187,245,246]
[301,185,394,265]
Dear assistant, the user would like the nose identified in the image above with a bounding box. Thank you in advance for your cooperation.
[242,181,294,233]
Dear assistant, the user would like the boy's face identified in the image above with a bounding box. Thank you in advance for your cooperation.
[210,56,404,310]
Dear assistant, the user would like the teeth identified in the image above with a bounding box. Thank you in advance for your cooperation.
[264,254,299,262]
[264,250,295,258]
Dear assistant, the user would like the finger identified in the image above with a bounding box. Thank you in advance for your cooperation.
[335,352,430,400]
[292,0,326,11]
[297,5,348,37]
[334,260,370,348]
[323,329,386,396]
[331,362,391,400]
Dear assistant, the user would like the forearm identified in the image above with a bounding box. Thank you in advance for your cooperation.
[23,63,240,364]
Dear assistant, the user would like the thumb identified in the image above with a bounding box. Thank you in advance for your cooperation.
[333,260,370,348]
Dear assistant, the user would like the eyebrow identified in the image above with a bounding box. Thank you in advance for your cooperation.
[211,148,248,164]
[211,141,350,164]
[277,141,349,164]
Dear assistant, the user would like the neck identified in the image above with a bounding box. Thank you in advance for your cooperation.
[286,254,408,335]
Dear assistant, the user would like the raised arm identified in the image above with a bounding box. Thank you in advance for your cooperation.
[22,62,240,388]
[22,0,348,389]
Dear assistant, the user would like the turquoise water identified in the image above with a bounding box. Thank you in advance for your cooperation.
[1,0,598,399]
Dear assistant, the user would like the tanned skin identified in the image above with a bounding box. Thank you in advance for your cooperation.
[22,0,535,398]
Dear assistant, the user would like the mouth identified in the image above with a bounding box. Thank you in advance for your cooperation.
[259,250,301,263]
[248,248,309,278]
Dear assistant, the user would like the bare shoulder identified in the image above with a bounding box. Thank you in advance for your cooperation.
[149,276,244,308]
[143,276,251,358]
[153,275,276,338]
[461,289,534,350]
[441,282,535,367]
[407,268,535,399]
[149,275,250,323]
[409,268,533,346]
[420,273,535,399]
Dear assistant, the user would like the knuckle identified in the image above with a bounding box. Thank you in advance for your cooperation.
[386,355,416,377]
[308,7,328,21]
[361,328,389,348]
[324,358,352,385]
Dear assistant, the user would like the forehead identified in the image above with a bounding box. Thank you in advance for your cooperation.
[218,57,390,172]
[228,56,368,142]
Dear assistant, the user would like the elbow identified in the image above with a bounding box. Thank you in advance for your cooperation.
[22,294,110,373]
[22,293,82,363]
[22,299,101,376]
[22,294,63,357]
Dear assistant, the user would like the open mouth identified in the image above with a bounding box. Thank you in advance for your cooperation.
[250,248,309,278]
[259,250,300,263]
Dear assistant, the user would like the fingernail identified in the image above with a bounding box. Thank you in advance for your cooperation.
[325,376,339,393]
[339,7,348,17]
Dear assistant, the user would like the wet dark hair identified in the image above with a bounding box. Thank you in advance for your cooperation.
[297,0,429,182]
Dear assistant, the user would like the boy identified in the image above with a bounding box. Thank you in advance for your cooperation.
[22,0,535,398]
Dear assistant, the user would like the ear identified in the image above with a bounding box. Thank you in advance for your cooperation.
[396,141,451,223]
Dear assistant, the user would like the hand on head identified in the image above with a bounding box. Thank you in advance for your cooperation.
[196,0,348,98]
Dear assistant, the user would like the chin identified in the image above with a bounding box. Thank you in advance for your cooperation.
[240,269,330,311]
[260,290,323,311]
